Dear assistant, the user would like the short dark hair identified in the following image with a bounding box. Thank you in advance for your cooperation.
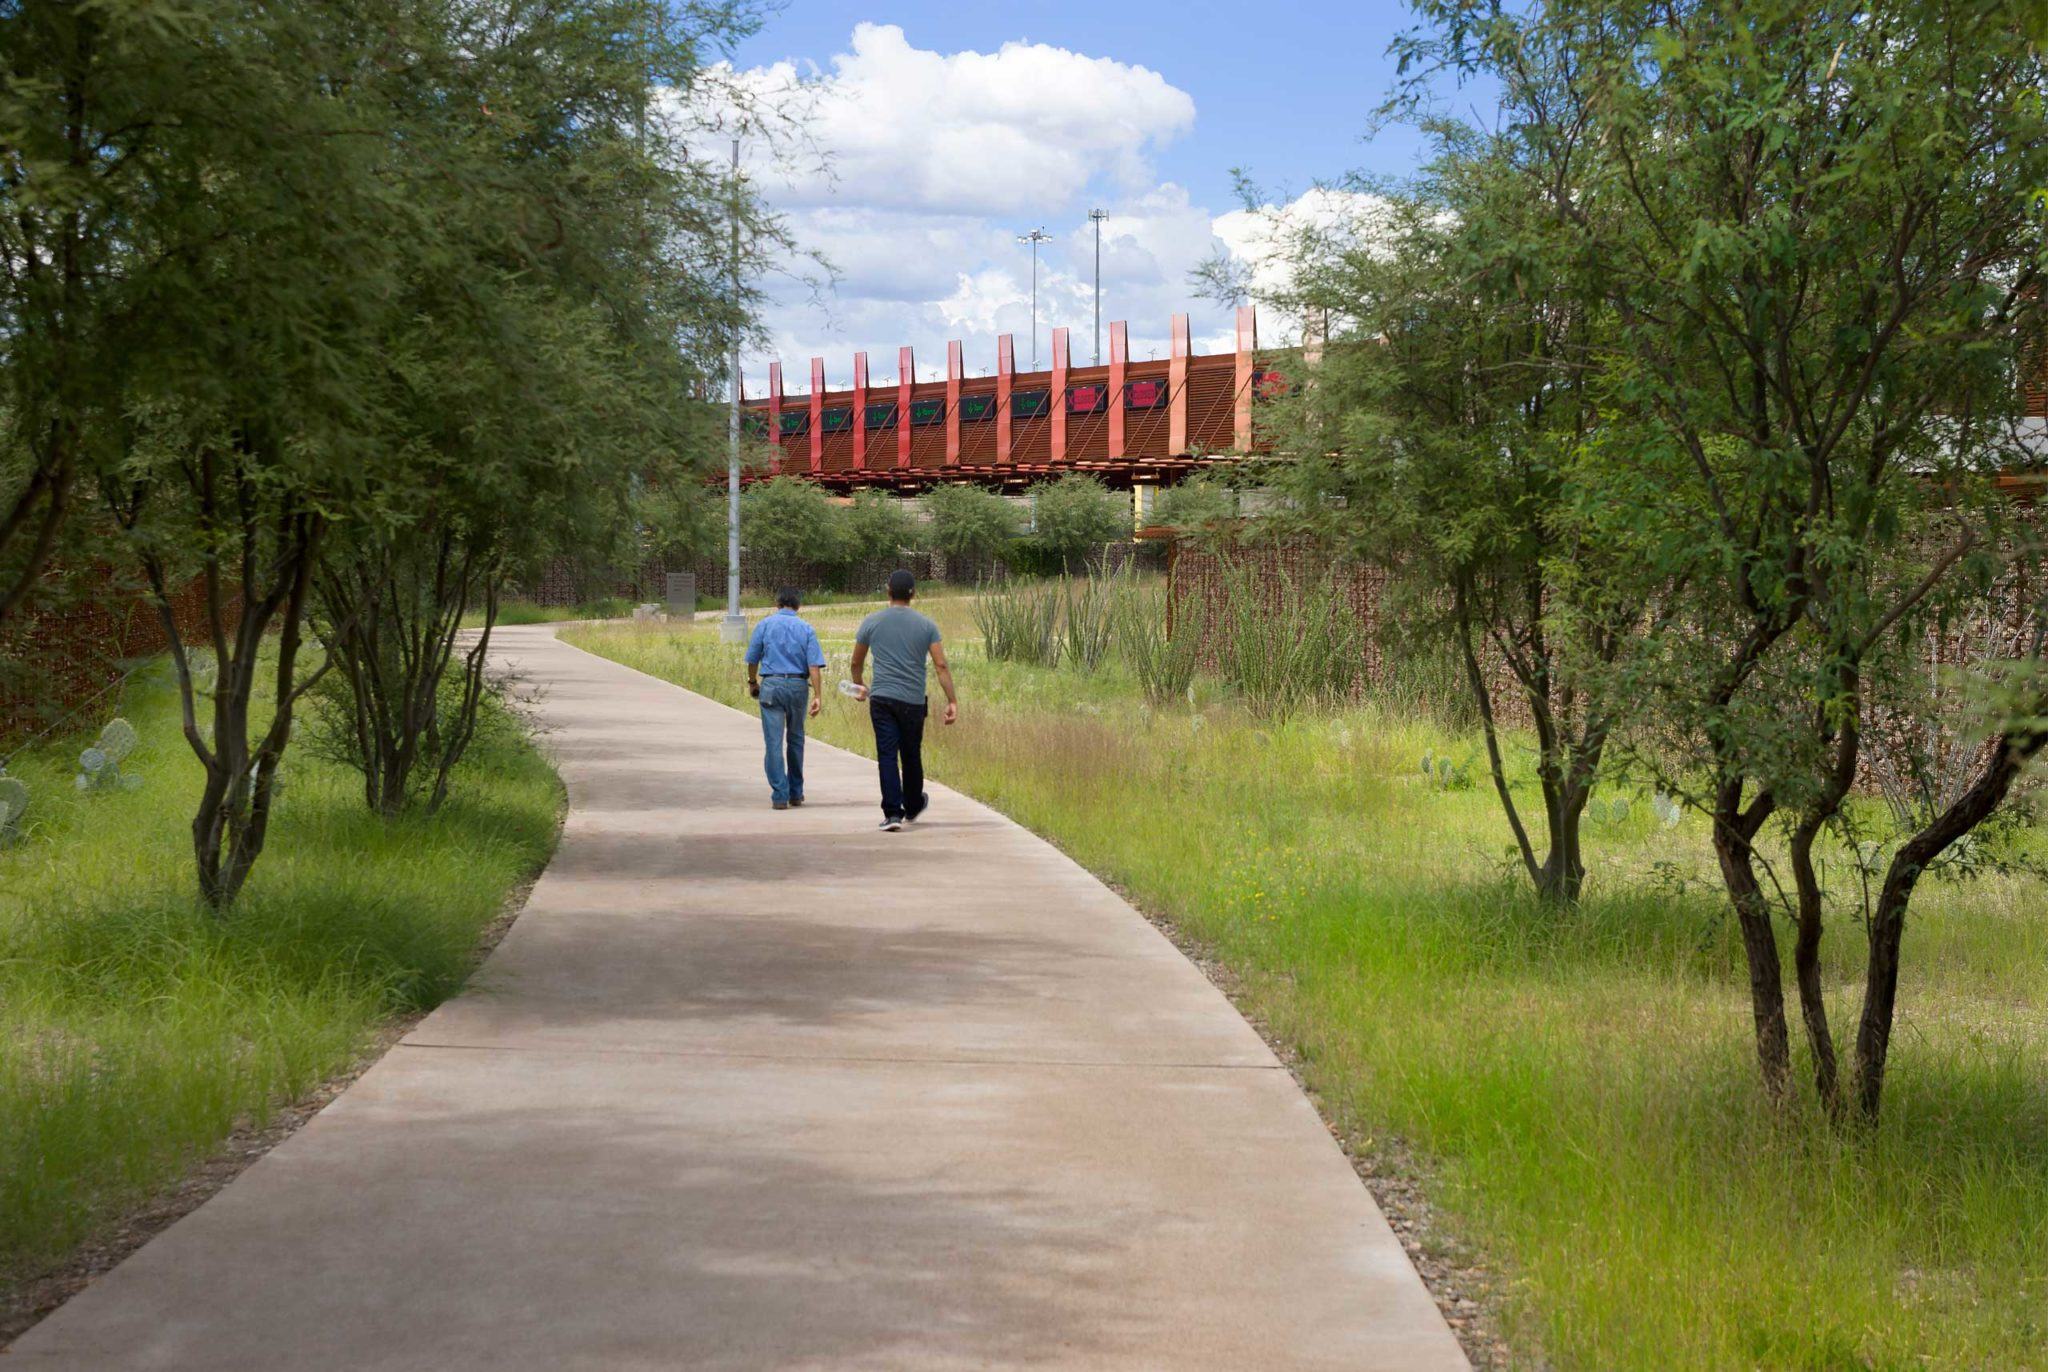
[775,586,802,610]
[886,569,916,601]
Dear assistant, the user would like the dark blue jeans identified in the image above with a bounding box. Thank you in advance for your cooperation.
[758,677,809,804]
[868,695,927,820]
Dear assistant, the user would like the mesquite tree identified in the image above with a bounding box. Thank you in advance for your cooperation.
[95,1,400,907]
[79,0,784,900]
[1246,146,1643,904]
[1410,0,2048,1118]
[311,0,776,816]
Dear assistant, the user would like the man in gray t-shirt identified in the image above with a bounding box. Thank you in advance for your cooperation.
[849,569,959,831]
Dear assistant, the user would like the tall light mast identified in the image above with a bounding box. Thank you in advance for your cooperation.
[1016,227,1052,369]
[1089,209,1107,365]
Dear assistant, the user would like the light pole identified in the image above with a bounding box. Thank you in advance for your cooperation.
[1017,227,1051,369]
[1088,208,1107,365]
[720,137,747,645]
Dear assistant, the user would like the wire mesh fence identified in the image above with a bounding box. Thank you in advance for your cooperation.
[1,567,235,756]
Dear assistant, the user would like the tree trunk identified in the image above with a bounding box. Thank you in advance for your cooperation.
[1713,784,1791,1101]
[1455,601,1542,891]
[428,578,499,812]
[1782,681,1859,1119]
[1786,817,1842,1116]
[315,528,498,816]
[190,510,322,907]
[1535,787,1588,904]
[1854,726,2045,1122]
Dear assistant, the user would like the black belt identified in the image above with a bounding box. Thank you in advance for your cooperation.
[761,672,808,678]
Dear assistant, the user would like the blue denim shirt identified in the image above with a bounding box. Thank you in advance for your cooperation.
[744,608,826,676]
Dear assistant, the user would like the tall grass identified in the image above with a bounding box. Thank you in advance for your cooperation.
[971,578,1063,666]
[0,666,558,1275]
[1209,564,1369,719]
[568,602,2048,1371]
[1115,581,1203,707]
[1059,571,1122,672]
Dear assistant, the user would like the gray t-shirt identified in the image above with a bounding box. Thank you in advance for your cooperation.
[856,605,942,705]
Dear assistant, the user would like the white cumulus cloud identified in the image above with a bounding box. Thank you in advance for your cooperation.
[694,24,1350,392]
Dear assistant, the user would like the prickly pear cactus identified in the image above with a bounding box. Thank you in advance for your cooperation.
[98,718,138,763]
[0,774,27,845]
[76,719,144,793]
[184,649,219,694]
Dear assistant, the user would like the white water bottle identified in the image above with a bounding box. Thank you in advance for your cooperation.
[837,679,865,699]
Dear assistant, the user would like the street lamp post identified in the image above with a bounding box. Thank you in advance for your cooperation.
[1088,208,1107,366]
[720,137,747,646]
[1017,227,1052,369]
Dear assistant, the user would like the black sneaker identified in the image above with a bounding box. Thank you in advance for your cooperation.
[906,792,930,823]
[789,796,805,807]
[878,816,903,832]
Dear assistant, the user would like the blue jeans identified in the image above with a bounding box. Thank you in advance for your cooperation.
[868,695,927,820]
[758,677,810,803]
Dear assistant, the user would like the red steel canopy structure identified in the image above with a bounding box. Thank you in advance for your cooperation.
[740,306,1293,491]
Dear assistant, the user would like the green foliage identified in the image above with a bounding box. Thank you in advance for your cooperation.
[1418,0,2048,1117]
[1151,477,1238,533]
[1248,0,2048,1115]
[1586,794,1631,827]
[971,580,1064,668]
[7,0,779,888]
[636,480,726,570]
[1114,581,1204,708]
[1209,565,1368,721]
[0,0,294,622]
[487,597,636,626]
[740,476,845,568]
[1420,749,1476,792]
[840,489,918,565]
[922,483,1023,561]
[1242,114,1629,905]
[1026,475,1129,571]
[970,567,1149,675]
[1059,573,1122,673]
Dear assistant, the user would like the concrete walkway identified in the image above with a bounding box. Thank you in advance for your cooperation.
[12,625,1468,1371]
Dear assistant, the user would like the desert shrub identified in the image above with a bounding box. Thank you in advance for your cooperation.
[840,489,918,565]
[739,477,844,568]
[635,479,724,568]
[1151,477,1238,534]
[923,483,1022,561]
[1026,475,1128,572]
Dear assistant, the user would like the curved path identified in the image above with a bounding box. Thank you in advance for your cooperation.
[13,625,1467,1371]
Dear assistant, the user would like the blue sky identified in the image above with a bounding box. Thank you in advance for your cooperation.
[711,3,1461,392]
[729,1,1439,212]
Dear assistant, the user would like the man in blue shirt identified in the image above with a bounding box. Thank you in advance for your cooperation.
[743,588,826,810]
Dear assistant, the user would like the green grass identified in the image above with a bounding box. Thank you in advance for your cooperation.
[564,601,2048,1370]
[0,664,560,1278]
